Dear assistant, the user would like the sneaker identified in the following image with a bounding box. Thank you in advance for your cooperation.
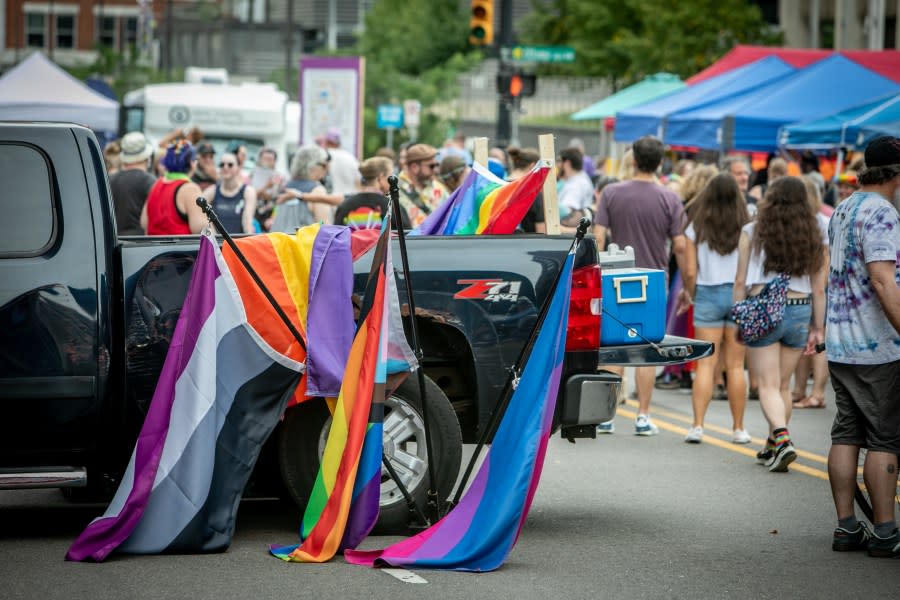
[732,429,752,444]
[832,522,870,552]
[756,438,775,464]
[678,374,693,394]
[748,387,759,400]
[597,420,615,434]
[634,414,659,436]
[766,443,797,472]
[654,373,680,391]
[713,384,728,400]
[868,528,900,558]
[684,426,703,443]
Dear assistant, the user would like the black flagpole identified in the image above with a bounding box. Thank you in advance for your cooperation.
[386,176,441,524]
[196,197,306,352]
[451,217,590,507]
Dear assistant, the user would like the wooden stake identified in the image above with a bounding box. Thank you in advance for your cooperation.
[473,137,489,167]
[539,134,560,235]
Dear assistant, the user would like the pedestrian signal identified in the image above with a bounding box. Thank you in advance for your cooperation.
[497,71,536,98]
[469,0,494,46]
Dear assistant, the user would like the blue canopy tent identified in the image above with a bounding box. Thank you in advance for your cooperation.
[614,56,796,143]
[778,92,900,149]
[665,55,899,151]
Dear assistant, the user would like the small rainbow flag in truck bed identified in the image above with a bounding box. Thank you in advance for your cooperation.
[413,161,550,236]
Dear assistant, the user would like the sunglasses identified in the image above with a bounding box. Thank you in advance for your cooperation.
[219,162,236,168]
[425,162,439,169]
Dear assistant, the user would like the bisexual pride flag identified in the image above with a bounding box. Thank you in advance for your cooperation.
[345,247,574,571]
[66,230,305,561]
[413,161,550,236]
[271,209,414,562]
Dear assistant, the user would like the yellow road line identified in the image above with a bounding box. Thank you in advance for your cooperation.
[618,400,899,495]
[619,402,831,481]
[623,399,829,465]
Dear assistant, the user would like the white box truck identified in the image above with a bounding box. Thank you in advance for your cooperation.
[122,69,299,174]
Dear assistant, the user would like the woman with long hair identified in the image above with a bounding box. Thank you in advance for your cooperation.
[676,173,751,443]
[733,176,826,472]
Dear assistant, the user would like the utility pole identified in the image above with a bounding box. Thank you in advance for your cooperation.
[165,0,173,79]
[285,0,294,97]
[495,0,513,147]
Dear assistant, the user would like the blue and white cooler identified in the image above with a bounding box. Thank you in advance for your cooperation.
[600,267,666,346]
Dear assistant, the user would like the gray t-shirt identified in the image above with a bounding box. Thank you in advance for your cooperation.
[826,191,900,365]
[594,179,684,271]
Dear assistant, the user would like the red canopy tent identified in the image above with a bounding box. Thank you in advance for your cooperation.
[688,45,900,85]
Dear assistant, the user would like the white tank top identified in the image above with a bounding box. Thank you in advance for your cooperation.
[742,222,812,294]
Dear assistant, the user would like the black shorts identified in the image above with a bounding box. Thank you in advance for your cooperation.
[829,360,900,454]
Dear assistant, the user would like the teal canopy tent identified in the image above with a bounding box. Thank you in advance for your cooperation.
[570,73,685,121]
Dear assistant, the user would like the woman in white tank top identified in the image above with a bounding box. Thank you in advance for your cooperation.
[733,176,827,473]
[676,173,750,445]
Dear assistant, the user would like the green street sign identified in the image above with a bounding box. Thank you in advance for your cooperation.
[501,45,575,64]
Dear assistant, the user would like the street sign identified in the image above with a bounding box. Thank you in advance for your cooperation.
[501,45,575,64]
[376,104,403,130]
[403,99,421,128]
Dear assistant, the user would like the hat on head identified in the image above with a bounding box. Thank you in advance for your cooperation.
[119,131,153,163]
[196,141,215,155]
[325,127,341,145]
[439,154,466,181]
[405,143,437,164]
[864,136,900,168]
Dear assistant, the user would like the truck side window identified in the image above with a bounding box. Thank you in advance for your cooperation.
[0,144,55,256]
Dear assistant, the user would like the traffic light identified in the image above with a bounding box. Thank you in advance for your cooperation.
[496,71,536,98]
[469,0,494,46]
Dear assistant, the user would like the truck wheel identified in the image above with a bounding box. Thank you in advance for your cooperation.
[277,375,462,534]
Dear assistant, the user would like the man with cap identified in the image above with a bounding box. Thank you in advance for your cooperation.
[322,127,360,196]
[109,131,156,235]
[398,143,448,227]
[824,136,900,558]
[191,141,218,190]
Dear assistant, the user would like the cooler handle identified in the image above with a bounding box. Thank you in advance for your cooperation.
[613,275,648,304]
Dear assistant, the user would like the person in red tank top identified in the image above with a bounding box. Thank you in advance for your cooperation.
[141,139,207,235]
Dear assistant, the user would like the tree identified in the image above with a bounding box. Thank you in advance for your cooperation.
[520,0,781,87]
[350,0,483,155]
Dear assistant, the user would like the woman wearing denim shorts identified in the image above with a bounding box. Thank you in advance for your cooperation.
[733,177,827,473]
[676,173,751,445]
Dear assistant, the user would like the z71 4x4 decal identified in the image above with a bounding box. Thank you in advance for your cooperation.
[454,279,522,303]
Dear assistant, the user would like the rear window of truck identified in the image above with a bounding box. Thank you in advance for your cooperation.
[0,144,55,256]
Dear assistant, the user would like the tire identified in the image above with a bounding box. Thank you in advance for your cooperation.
[277,374,462,534]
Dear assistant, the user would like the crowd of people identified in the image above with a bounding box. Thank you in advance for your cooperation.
[587,134,900,559]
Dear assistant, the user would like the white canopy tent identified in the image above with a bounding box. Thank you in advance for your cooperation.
[0,52,119,133]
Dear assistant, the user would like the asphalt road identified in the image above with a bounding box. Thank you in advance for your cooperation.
[2,380,899,599]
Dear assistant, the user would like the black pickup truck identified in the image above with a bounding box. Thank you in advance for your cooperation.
[0,123,711,530]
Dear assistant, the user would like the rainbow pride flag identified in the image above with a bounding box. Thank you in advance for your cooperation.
[271,210,405,562]
[345,247,574,571]
[413,161,550,236]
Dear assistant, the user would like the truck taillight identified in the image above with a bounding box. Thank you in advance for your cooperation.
[566,264,601,351]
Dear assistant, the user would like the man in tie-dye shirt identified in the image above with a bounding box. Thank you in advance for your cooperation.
[825,136,900,559]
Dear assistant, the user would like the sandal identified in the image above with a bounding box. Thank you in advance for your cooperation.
[793,396,825,409]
